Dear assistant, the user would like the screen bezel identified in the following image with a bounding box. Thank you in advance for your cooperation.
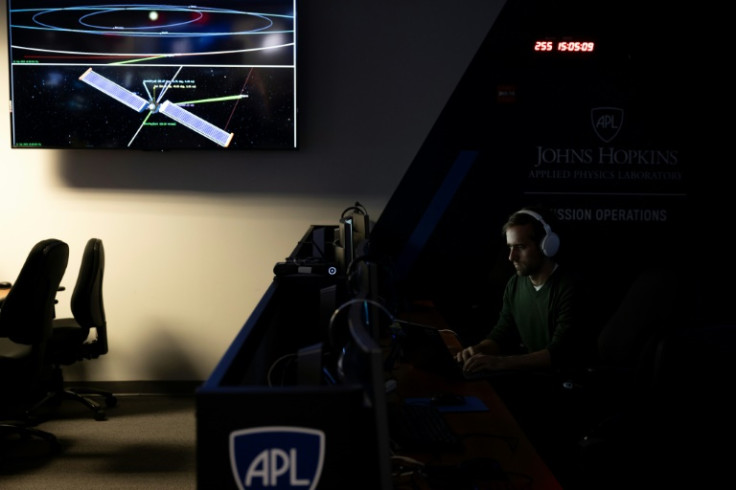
[6,1,298,151]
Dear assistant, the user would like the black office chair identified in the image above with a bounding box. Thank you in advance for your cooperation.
[0,239,69,450]
[554,267,692,488]
[34,238,116,421]
[647,323,736,487]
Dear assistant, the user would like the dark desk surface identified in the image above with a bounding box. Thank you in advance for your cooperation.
[391,304,562,490]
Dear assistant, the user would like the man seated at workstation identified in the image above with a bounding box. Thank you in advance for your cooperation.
[455,206,594,373]
[454,206,597,482]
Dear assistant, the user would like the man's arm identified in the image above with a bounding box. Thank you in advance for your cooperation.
[461,348,552,373]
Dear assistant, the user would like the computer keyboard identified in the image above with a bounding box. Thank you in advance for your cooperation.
[388,403,461,452]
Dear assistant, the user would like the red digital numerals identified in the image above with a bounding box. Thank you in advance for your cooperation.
[557,41,595,52]
[534,40,595,53]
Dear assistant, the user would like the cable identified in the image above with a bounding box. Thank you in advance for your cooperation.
[391,455,426,488]
[346,253,376,279]
[436,328,461,337]
[266,352,298,387]
[327,297,396,350]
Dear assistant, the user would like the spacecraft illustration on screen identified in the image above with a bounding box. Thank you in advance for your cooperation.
[79,67,237,148]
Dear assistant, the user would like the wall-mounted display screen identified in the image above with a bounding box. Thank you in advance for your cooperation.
[6,1,297,150]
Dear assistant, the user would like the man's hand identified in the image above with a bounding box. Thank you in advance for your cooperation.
[454,339,510,374]
[458,348,553,374]
[454,345,479,363]
[454,339,497,363]
[461,353,508,374]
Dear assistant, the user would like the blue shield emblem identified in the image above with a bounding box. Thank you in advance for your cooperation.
[230,426,325,490]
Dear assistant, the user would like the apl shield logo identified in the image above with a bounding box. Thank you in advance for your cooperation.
[591,107,624,143]
[230,427,325,490]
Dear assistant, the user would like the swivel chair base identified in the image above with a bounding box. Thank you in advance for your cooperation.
[0,421,60,454]
[32,366,118,421]
[31,387,117,421]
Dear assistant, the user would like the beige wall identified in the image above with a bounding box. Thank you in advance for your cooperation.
[0,1,502,381]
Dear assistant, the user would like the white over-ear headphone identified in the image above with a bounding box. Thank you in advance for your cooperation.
[516,209,560,257]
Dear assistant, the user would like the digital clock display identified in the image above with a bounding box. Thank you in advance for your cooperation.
[534,40,595,53]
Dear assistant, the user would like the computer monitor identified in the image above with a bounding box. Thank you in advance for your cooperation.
[334,203,372,274]
[333,216,354,275]
[346,258,397,339]
[340,300,392,490]
[6,0,297,150]
[291,297,392,488]
[341,202,370,241]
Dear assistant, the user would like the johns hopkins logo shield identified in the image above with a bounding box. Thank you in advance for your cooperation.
[591,106,624,143]
[230,427,325,490]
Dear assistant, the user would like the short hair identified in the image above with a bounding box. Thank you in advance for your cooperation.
[502,207,552,248]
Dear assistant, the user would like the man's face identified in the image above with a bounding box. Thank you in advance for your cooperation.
[506,224,544,277]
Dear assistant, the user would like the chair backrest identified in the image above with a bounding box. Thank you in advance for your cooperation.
[597,267,686,372]
[0,239,69,345]
[0,239,68,400]
[70,238,107,356]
